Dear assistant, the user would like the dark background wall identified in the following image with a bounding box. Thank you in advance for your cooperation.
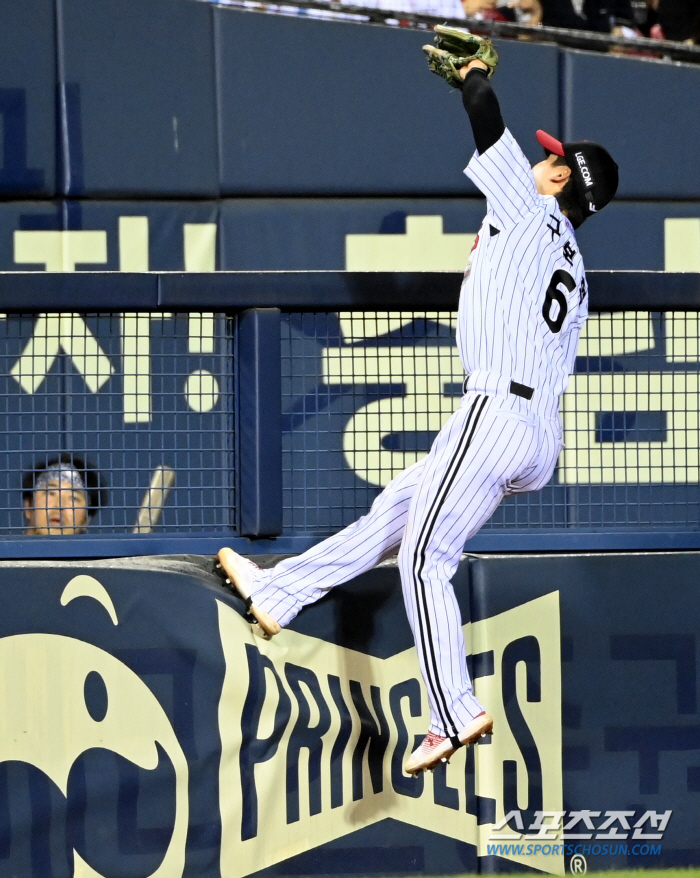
[1,0,699,269]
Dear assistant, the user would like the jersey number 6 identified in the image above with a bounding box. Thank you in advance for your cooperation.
[542,269,575,333]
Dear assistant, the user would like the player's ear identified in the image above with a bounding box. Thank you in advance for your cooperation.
[552,164,571,185]
[23,497,34,523]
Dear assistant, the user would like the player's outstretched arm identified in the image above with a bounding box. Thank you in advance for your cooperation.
[460,65,505,156]
[423,29,541,222]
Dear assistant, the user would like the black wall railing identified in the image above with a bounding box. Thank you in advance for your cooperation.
[2,270,700,312]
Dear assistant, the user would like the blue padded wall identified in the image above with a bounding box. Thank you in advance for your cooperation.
[1,199,699,271]
[56,0,219,197]
[215,9,559,195]
[0,203,61,269]
[2,0,700,201]
[577,200,700,269]
[74,201,219,269]
[2,201,219,271]
[0,554,698,870]
[219,198,488,269]
[0,0,57,196]
[562,49,700,199]
[218,198,698,270]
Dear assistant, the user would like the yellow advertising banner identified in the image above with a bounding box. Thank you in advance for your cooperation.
[218,591,563,877]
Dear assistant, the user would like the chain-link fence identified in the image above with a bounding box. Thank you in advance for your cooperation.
[0,312,234,535]
[282,309,700,533]
[2,301,700,539]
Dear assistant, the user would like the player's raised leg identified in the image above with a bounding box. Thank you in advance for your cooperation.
[218,457,424,634]
[400,394,557,774]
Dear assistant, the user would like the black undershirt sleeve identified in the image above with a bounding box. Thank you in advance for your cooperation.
[460,68,506,155]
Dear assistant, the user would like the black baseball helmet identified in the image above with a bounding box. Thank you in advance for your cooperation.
[536,129,619,218]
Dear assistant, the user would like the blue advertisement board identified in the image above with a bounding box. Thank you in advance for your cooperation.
[0,552,696,875]
[0,198,698,271]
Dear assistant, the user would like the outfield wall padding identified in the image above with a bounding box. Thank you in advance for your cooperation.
[0,552,697,876]
[2,0,700,199]
[56,0,220,197]
[0,0,56,197]
[2,198,700,271]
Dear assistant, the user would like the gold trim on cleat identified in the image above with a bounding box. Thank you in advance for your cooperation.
[217,547,282,637]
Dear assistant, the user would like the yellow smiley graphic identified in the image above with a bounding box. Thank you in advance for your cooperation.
[0,575,189,878]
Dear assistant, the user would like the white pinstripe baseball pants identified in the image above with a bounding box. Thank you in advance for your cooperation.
[250,390,562,736]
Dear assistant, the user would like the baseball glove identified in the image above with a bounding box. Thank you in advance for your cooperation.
[422,25,499,88]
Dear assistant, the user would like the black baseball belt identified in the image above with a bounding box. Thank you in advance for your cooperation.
[508,380,534,400]
[462,377,534,400]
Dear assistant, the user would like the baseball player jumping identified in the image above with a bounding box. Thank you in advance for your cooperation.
[219,29,618,775]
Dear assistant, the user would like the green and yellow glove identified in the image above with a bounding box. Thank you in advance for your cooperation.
[422,25,499,88]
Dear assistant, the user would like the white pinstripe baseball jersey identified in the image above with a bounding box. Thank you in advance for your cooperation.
[458,128,588,415]
[225,124,589,754]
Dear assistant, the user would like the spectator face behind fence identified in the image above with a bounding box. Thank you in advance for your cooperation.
[24,462,91,535]
[462,0,499,16]
[461,0,542,24]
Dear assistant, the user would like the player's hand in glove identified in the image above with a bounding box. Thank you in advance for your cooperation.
[422,25,499,88]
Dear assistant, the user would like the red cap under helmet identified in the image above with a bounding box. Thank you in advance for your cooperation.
[536,129,565,157]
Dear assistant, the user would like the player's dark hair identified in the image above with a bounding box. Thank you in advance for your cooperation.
[22,453,108,517]
[555,176,587,230]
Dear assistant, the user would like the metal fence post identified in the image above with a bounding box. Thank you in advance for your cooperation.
[237,307,282,537]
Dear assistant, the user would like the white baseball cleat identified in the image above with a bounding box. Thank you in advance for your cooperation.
[217,547,281,638]
[404,712,493,775]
